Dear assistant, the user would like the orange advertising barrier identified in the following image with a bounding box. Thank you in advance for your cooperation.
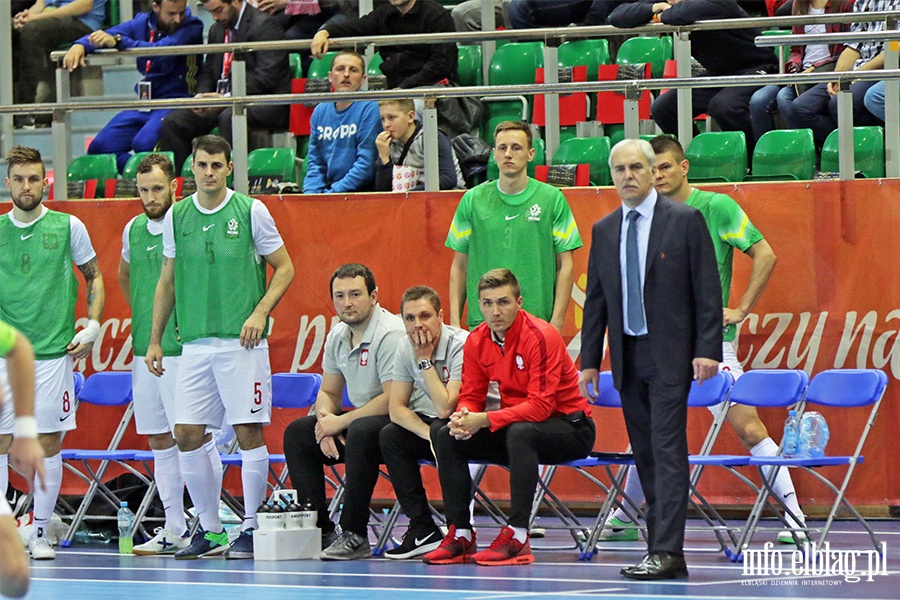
[17,178,899,510]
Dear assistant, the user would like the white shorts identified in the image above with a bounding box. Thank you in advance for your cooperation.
[174,347,271,429]
[0,355,76,434]
[707,340,744,417]
[0,497,10,516]
[132,355,181,436]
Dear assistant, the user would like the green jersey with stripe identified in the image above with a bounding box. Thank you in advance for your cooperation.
[128,214,182,357]
[172,193,267,343]
[446,178,582,327]
[0,210,77,359]
[0,319,15,357]
[686,188,764,342]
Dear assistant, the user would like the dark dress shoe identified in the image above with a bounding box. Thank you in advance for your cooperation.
[621,551,688,580]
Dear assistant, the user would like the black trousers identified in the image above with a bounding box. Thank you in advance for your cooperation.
[379,418,442,536]
[619,335,692,555]
[158,104,290,169]
[283,413,390,537]
[13,17,92,103]
[430,413,595,529]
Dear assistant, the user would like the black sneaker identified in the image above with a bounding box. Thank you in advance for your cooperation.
[384,528,443,560]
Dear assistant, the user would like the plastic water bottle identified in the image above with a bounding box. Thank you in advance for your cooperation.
[782,409,799,458]
[798,411,830,458]
[117,502,134,554]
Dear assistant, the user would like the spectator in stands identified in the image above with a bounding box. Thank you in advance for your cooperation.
[374,99,465,191]
[254,0,352,73]
[62,0,204,173]
[451,0,506,31]
[303,51,380,194]
[749,0,855,142]
[445,121,582,334]
[310,0,458,89]
[12,0,108,127]
[609,0,779,155]
[378,285,466,560]
[423,268,595,566]
[787,0,898,150]
[283,263,405,561]
[507,0,623,28]
[864,78,891,121]
[158,0,291,170]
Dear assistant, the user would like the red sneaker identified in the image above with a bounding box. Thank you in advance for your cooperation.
[473,526,534,566]
[422,525,477,565]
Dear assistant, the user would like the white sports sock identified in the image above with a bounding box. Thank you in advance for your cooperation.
[0,453,8,499]
[205,438,224,484]
[611,465,645,523]
[33,453,63,525]
[456,528,473,541]
[508,526,528,543]
[152,445,187,534]
[239,445,269,531]
[180,446,223,533]
[751,437,805,526]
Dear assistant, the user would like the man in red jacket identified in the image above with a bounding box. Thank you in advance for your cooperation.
[424,268,595,566]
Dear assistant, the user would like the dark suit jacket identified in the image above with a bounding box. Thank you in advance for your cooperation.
[581,195,723,388]
[197,3,291,97]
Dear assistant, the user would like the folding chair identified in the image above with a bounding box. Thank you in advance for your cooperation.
[579,371,740,559]
[59,372,153,547]
[733,369,888,561]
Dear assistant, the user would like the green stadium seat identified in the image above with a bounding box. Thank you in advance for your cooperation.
[487,138,545,180]
[368,52,384,77]
[558,39,610,81]
[615,36,672,79]
[482,42,543,145]
[552,136,612,186]
[747,129,816,181]
[685,131,747,183]
[489,41,544,86]
[458,44,483,87]
[820,126,885,179]
[307,52,338,78]
[122,151,176,180]
[248,148,297,194]
[67,154,117,198]
[289,53,303,79]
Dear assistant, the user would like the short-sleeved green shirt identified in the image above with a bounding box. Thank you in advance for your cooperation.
[0,319,16,358]
[686,188,764,342]
[445,178,582,327]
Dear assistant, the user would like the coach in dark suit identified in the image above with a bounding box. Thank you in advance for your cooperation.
[159,0,291,168]
[578,139,722,580]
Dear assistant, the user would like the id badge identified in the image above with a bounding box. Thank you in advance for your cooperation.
[216,78,231,96]
[138,81,152,112]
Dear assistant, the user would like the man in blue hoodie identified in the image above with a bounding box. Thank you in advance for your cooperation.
[303,51,381,194]
[62,0,204,173]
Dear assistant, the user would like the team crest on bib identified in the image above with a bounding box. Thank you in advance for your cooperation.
[360,348,369,367]
[527,203,542,222]
[515,355,525,370]
[226,218,239,237]
[42,232,59,249]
